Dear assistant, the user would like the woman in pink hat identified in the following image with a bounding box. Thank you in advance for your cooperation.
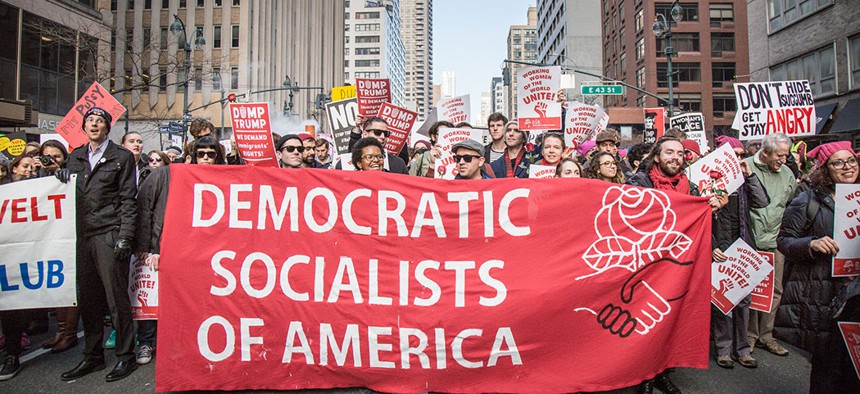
[776,141,858,393]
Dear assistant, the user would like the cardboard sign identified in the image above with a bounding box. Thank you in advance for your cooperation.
[563,102,608,149]
[156,166,713,393]
[0,177,77,311]
[54,81,126,149]
[332,85,357,101]
[670,112,708,154]
[436,95,471,124]
[687,143,745,197]
[0,132,28,160]
[413,108,438,138]
[749,251,775,312]
[228,103,279,167]
[833,184,860,277]
[643,108,665,144]
[711,239,774,315]
[377,102,417,156]
[129,255,158,320]
[838,322,860,381]
[435,127,484,179]
[517,66,562,131]
[529,164,556,179]
[325,98,359,156]
[356,78,391,117]
[731,80,817,140]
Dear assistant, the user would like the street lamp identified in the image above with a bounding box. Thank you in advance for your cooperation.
[170,14,206,142]
[652,0,683,118]
[283,76,300,117]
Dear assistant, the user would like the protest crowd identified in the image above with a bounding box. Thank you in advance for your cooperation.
[0,86,859,394]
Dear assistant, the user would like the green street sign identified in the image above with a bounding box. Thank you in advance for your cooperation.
[581,85,624,95]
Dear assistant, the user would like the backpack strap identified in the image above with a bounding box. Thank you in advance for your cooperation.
[805,190,821,230]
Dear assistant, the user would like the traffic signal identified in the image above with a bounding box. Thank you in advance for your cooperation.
[227,93,237,102]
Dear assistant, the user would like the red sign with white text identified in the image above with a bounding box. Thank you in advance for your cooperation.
[644,108,665,144]
[356,78,391,117]
[838,322,860,381]
[54,82,126,149]
[376,102,417,156]
[516,66,562,131]
[750,252,775,313]
[228,103,279,167]
[833,184,860,277]
[156,167,712,393]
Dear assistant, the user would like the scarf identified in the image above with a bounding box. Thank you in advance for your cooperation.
[506,147,525,178]
[649,165,691,194]
[540,158,559,167]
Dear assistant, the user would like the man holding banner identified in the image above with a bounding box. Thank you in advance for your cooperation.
[56,107,139,382]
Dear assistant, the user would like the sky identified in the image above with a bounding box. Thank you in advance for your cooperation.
[433,0,536,121]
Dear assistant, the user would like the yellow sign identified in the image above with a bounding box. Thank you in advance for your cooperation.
[331,85,357,101]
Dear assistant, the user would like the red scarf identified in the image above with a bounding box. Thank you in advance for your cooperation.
[540,158,559,167]
[649,166,691,194]
[506,147,525,178]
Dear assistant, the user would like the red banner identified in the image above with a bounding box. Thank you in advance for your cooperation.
[644,108,665,144]
[228,103,279,167]
[750,252,775,312]
[156,166,712,393]
[376,102,417,155]
[54,81,126,149]
[356,78,391,117]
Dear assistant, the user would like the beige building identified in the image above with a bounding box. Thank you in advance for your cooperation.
[505,6,537,119]
[108,0,344,147]
[400,0,433,120]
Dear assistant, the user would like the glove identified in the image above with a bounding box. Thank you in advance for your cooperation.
[115,238,132,261]
[55,168,71,183]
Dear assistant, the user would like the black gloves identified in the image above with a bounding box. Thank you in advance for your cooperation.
[115,237,132,261]
[55,168,71,183]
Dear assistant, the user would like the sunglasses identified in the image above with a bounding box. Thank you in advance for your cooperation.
[196,151,217,159]
[454,154,482,163]
[282,146,305,153]
[367,129,390,137]
[149,157,163,163]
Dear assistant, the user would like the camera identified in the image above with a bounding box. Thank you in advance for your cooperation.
[39,155,56,167]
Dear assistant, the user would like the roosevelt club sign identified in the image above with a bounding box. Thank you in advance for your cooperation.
[156,166,712,393]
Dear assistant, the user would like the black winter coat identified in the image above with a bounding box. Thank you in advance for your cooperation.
[775,187,849,354]
[714,173,770,250]
[135,166,170,254]
[67,141,138,239]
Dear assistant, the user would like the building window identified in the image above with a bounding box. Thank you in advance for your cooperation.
[850,35,860,89]
[709,3,734,26]
[212,68,221,90]
[126,29,133,50]
[657,62,701,87]
[657,32,699,54]
[230,66,238,89]
[665,93,702,112]
[355,23,380,32]
[711,33,735,57]
[233,0,240,6]
[656,2,699,23]
[767,0,830,32]
[159,68,167,91]
[636,96,646,108]
[355,12,380,19]
[162,0,169,8]
[355,47,380,55]
[619,28,625,49]
[179,0,186,8]
[213,25,221,48]
[355,59,380,67]
[145,0,151,10]
[160,27,167,48]
[143,28,151,48]
[769,45,836,97]
[231,25,239,47]
[712,62,736,87]
[197,0,204,7]
[215,0,222,6]
[635,38,644,61]
[620,52,626,76]
[177,70,186,92]
[713,94,737,117]
[636,67,645,88]
[194,67,203,89]
[635,9,643,32]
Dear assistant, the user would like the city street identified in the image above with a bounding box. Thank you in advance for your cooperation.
[5,325,811,393]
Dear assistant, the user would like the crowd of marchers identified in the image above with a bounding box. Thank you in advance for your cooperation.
[0,105,858,394]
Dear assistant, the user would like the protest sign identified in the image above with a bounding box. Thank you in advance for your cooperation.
[156,166,713,393]
[434,127,484,179]
[335,153,355,171]
[228,103,279,167]
[436,95,471,124]
[414,108,438,138]
[529,164,556,179]
[0,132,28,160]
[332,85,357,101]
[687,143,745,197]
[670,112,708,154]
[563,102,607,149]
[129,255,158,320]
[0,177,76,311]
[731,80,817,140]
[356,78,391,117]
[325,98,359,155]
[838,322,860,381]
[750,251,775,313]
[54,81,126,149]
[833,184,860,277]
[377,102,417,156]
[711,239,774,315]
[517,66,562,131]
[643,108,665,144]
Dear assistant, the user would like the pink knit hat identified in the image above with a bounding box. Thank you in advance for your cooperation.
[807,141,854,168]
[714,135,743,150]
[576,140,596,156]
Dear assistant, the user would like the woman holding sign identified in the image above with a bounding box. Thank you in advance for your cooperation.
[776,141,859,393]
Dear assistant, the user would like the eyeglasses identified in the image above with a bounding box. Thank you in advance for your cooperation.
[600,161,617,167]
[362,154,385,162]
[454,154,482,163]
[367,129,390,137]
[828,156,858,170]
[281,146,305,153]
[149,157,163,163]
[196,150,217,159]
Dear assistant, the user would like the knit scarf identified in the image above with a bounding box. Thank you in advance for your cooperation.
[649,165,691,194]
[506,147,525,178]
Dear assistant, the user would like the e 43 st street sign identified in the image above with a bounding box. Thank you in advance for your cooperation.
[581,85,624,95]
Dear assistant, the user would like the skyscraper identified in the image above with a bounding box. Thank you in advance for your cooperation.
[491,77,505,114]
[440,71,456,98]
[505,7,538,118]
[344,0,406,106]
[401,0,433,119]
